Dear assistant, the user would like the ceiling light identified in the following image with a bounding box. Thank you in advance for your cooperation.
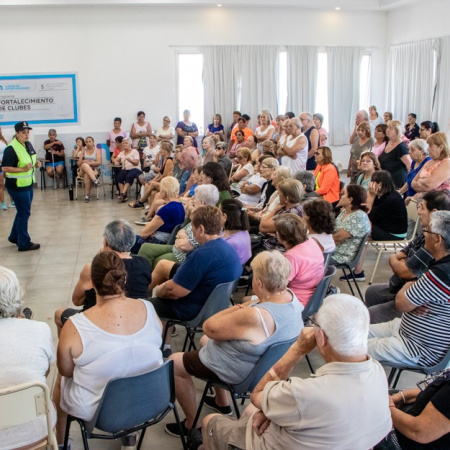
[335,7,340,10]
[217,3,222,6]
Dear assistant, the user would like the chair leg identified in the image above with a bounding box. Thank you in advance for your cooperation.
[230,392,241,419]
[63,416,72,450]
[392,369,403,389]
[191,383,210,441]
[77,419,90,450]
[341,269,355,296]
[369,246,383,285]
[387,368,398,388]
[172,404,188,450]
[305,355,315,374]
[136,427,147,450]
[350,271,364,301]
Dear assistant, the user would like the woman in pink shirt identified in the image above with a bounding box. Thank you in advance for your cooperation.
[275,213,324,307]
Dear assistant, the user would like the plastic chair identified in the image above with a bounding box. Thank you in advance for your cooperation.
[75,168,106,200]
[323,251,334,273]
[368,201,420,284]
[332,233,370,300]
[0,381,58,450]
[191,337,297,428]
[385,347,450,389]
[63,360,187,450]
[167,224,183,246]
[161,280,237,352]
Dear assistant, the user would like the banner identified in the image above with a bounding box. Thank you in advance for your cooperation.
[0,73,78,125]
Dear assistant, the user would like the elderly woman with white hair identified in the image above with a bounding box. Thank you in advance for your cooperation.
[0,266,55,449]
[115,136,142,203]
[131,176,185,254]
[202,294,392,450]
[164,250,303,438]
[398,138,431,200]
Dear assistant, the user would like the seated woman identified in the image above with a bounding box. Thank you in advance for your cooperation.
[205,114,225,141]
[230,148,254,191]
[0,266,55,450]
[202,162,232,205]
[53,251,163,447]
[398,138,430,200]
[229,130,246,159]
[313,146,341,204]
[419,120,439,140]
[165,250,303,437]
[331,184,371,267]
[72,136,85,160]
[302,198,336,253]
[379,120,412,189]
[77,136,101,203]
[275,214,324,306]
[411,132,450,198]
[115,137,141,203]
[354,151,381,190]
[181,165,202,199]
[259,179,304,252]
[220,198,252,265]
[347,122,374,183]
[377,369,450,449]
[237,156,276,207]
[131,176,185,254]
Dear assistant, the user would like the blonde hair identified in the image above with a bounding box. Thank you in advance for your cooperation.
[160,176,180,198]
[251,251,291,293]
[274,166,292,182]
[427,132,450,160]
[278,179,304,203]
[237,147,252,162]
[387,120,403,139]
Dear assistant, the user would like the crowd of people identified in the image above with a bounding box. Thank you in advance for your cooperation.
[1,105,450,450]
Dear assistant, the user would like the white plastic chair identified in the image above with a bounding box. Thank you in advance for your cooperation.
[0,381,57,450]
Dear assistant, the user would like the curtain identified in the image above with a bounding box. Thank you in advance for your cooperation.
[386,39,435,125]
[239,46,280,128]
[327,47,364,146]
[286,46,319,115]
[201,45,241,137]
[432,36,450,131]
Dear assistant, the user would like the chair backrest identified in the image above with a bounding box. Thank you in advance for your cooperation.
[323,251,334,272]
[232,337,297,394]
[346,232,370,270]
[87,360,174,434]
[406,200,420,241]
[302,265,337,321]
[0,381,57,449]
[428,347,450,373]
[167,223,183,245]
[186,280,237,328]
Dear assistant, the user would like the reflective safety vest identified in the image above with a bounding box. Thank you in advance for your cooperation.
[5,138,36,187]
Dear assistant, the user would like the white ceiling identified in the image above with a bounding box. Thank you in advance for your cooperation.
[0,0,421,11]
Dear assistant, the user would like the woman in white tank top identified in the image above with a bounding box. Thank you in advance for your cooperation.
[54,251,163,446]
[130,111,152,148]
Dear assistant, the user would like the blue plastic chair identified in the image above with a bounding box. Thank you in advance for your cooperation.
[63,360,187,450]
[161,280,237,352]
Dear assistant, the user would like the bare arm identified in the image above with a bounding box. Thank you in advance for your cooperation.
[282,136,307,158]
[395,281,417,312]
[307,128,319,159]
[141,215,164,239]
[259,204,283,234]
[389,252,416,280]
[130,124,140,139]
[231,166,251,182]
[332,228,352,245]
[57,320,80,378]
[412,160,450,192]
[155,279,191,300]
[401,154,412,171]
[72,263,92,306]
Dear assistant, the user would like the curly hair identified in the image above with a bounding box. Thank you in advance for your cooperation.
[302,199,335,234]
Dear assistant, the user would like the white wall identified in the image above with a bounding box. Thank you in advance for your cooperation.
[387,0,450,44]
[0,5,387,155]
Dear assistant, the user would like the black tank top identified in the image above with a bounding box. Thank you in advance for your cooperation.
[304,126,319,170]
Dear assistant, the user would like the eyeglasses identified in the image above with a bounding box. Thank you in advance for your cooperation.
[215,146,224,150]
[417,368,450,391]
[423,228,441,237]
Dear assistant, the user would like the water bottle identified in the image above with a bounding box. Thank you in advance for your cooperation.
[69,184,74,201]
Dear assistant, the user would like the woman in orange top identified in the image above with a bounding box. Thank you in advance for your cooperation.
[313,146,341,204]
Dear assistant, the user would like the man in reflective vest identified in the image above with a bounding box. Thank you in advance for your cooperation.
[2,121,40,251]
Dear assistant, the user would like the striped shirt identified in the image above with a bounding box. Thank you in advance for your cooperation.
[400,254,450,367]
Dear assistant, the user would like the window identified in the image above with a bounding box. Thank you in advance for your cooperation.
[277,51,287,115]
[359,54,371,111]
[178,53,204,135]
[315,52,329,131]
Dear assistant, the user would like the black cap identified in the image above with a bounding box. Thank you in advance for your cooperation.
[14,121,33,132]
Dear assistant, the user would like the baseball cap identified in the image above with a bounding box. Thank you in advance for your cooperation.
[14,121,33,132]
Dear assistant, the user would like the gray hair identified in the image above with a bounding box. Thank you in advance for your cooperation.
[300,112,313,122]
[313,113,324,125]
[274,166,292,182]
[194,184,219,206]
[251,250,291,293]
[410,138,429,155]
[429,211,450,252]
[316,294,369,357]
[122,137,132,145]
[293,171,315,193]
[0,266,23,318]
[103,219,136,252]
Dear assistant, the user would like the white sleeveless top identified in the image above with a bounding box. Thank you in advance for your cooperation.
[132,121,150,148]
[281,133,308,173]
[60,300,163,420]
[255,124,275,150]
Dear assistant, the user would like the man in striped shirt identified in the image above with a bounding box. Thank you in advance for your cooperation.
[368,211,450,368]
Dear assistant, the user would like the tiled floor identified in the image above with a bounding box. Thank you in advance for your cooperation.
[0,187,422,449]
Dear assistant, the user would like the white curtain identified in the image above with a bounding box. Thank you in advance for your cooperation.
[239,46,280,128]
[327,47,364,146]
[432,36,450,130]
[286,46,319,115]
[202,45,241,136]
[386,39,435,125]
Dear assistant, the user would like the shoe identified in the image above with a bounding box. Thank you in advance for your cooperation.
[204,396,232,415]
[84,195,90,203]
[9,201,15,208]
[8,237,18,245]
[135,217,150,226]
[121,432,136,450]
[339,271,365,282]
[145,205,150,211]
[1,202,7,210]
[162,348,172,359]
[165,419,196,438]
[18,242,40,252]
[129,201,145,209]
[93,179,101,188]
[119,193,128,203]
[58,444,71,450]
[22,307,33,319]
[171,326,178,337]
[326,285,340,296]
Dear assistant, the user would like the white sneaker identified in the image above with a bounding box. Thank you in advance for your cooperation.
[145,205,150,211]
[134,217,149,226]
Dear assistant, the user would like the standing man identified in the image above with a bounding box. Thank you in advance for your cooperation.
[43,128,65,187]
[2,121,40,251]
[299,112,320,170]
[349,109,374,144]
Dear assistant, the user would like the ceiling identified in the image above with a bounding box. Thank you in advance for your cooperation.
[0,0,421,11]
